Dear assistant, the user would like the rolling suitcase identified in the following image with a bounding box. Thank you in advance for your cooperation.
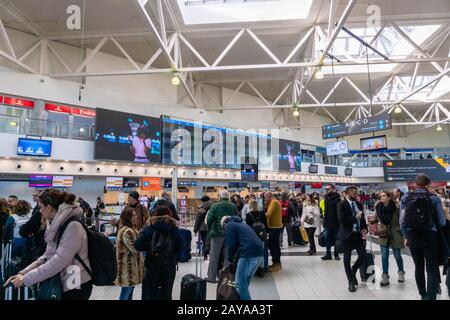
[180,238,207,300]
[4,284,30,301]
[359,233,375,283]
[292,221,308,246]
[178,228,192,263]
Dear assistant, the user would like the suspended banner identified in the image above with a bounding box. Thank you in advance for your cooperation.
[383,159,450,182]
[322,113,392,139]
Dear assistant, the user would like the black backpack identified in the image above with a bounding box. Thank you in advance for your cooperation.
[58,218,117,286]
[148,229,174,267]
[404,192,435,231]
[248,213,267,242]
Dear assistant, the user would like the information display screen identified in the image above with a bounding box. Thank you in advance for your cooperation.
[383,159,450,182]
[345,168,353,176]
[277,139,301,173]
[309,164,319,174]
[322,114,391,139]
[29,175,52,187]
[94,108,161,163]
[106,177,123,188]
[17,138,52,157]
[326,141,349,156]
[52,176,74,187]
[360,135,387,151]
[123,177,140,188]
[324,166,338,175]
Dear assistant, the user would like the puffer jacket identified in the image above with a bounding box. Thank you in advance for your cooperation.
[20,203,91,292]
[207,199,238,238]
[194,201,213,233]
[115,226,144,287]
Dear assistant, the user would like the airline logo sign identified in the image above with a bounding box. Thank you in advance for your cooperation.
[45,103,96,118]
[3,97,35,108]
[383,159,450,182]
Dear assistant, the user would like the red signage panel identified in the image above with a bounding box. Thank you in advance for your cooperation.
[45,103,71,114]
[4,97,34,108]
[71,107,96,118]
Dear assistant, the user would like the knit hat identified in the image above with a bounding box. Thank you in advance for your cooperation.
[129,191,140,201]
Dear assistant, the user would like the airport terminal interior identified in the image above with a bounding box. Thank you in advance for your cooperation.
[0,0,449,302]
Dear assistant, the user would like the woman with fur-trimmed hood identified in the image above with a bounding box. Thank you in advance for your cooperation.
[134,205,182,300]
[115,207,144,300]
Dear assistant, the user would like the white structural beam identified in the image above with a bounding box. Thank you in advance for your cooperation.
[109,36,140,70]
[212,29,245,67]
[0,18,16,59]
[75,36,108,73]
[246,29,281,64]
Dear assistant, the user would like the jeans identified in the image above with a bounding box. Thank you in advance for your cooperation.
[263,241,269,269]
[306,227,317,252]
[409,231,439,300]
[61,281,93,300]
[279,220,292,246]
[268,228,282,264]
[235,256,263,300]
[199,231,208,255]
[325,228,339,257]
[343,233,367,284]
[142,265,176,300]
[207,236,229,281]
[119,286,135,300]
[380,245,404,275]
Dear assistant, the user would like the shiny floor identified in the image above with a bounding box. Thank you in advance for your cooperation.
[91,231,450,300]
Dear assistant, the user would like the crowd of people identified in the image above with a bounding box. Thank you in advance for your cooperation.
[1,174,450,300]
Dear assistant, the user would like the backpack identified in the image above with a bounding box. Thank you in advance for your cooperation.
[148,229,174,266]
[58,218,117,286]
[281,201,289,218]
[404,192,435,231]
[248,213,267,242]
[11,214,31,254]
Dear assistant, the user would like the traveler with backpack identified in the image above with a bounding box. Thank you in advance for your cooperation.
[279,192,295,248]
[206,190,238,283]
[3,200,31,258]
[5,189,93,300]
[400,175,447,300]
[245,199,268,275]
[222,215,264,300]
[322,185,341,261]
[134,205,181,300]
[301,195,321,255]
[337,186,368,293]
[371,191,405,286]
[194,196,213,258]
[153,191,180,221]
[115,207,144,300]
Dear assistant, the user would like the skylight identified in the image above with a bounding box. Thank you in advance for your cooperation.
[177,0,313,25]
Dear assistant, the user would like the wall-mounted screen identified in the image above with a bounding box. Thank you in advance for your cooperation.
[141,177,161,191]
[309,164,319,174]
[17,138,52,157]
[324,166,338,175]
[277,139,301,172]
[360,135,387,151]
[326,141,349,156]
[29,175,52,187]
[94,108,161,163]
[123,177,140,188]
[52,176,74,187]
[106,177,123,188]
[345,168,353,176]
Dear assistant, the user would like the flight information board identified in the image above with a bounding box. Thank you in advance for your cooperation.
[322,113,392,139]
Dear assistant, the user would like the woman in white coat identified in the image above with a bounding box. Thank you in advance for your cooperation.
[301,195,321,255]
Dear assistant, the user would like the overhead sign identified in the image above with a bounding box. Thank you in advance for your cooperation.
[45,103,96,117]
[326,141,349,156]
[322,113,392,139]
[4,97,35,109]
[141,177,161,191]
[383,159,450,182]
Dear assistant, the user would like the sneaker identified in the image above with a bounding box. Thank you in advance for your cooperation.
[321,255,332,261]
[380,273,390,286]
[269,264,281,272]
[334,255,340,261]
[398,271,405,283]
[308,251,316,256]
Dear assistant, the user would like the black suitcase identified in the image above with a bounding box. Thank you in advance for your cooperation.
[180,239,207,300]
[292,221,307,246]
[359,234,375,282]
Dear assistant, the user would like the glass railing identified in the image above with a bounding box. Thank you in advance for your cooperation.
[0,115,94,141]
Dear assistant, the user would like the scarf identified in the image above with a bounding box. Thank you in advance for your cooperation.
[376,200,396,226]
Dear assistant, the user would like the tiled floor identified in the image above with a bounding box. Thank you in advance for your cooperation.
[91,232,450,301]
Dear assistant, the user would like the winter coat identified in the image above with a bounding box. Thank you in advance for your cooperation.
[266,199,282,228]
[194,201,213,234]
[20,204,47,262]
[134,215,182,268]
[126,203,149,231]
[0,208,10,243]
[324,192,341,230]
[207,199,238,238]
[20,203,91,292]
[373,203,404,248]
[153,198,180,221]
[115,226,144,287]
[301,205,321,229]
[245,210,267,229]
[225,216,264,262]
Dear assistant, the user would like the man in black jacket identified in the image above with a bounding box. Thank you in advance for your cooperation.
[153,191,180,221]
[19,190,46,264]
[322,184,341,261]
[194,196,213,258]
[337,186,368,293]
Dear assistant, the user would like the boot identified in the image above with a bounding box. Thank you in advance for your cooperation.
[398,271,405,283]
[380,273,390,286]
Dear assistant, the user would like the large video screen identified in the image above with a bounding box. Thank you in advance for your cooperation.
[17,138,52,157]
[360,135,387,151]
[161,116,272,170]
[277,139,301,172]
[94,108,161,163]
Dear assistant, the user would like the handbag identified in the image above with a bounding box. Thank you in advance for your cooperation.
[318,231,326,247]
[376,223,389,239]
[216,264,240,300]
[37,274,62,300]
[304,214,315,225]
[300,226,309,243]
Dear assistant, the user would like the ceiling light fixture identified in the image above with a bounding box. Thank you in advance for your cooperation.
[9,121,17,127]
[292,105,300,117]
[315,66,324,80]
[394,106,402,114]
[436,125,443,132]
[171,67,180,86]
